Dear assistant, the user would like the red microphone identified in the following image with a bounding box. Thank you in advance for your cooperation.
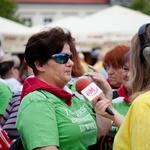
[75,77,114,116]
[75,78,91,94]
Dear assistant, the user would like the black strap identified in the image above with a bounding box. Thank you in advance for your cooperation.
[112,91,119,99]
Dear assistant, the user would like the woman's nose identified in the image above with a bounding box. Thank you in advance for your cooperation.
[67,59,74,66]
[126,71,130,78]
[107,66,114,74]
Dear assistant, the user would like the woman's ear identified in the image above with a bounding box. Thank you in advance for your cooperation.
[34,61,45,72]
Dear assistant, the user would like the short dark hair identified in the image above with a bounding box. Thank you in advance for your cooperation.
[24,27,75,75]
[0,61,14,76]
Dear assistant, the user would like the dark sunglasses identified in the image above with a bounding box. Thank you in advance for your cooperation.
[51,53,72,64]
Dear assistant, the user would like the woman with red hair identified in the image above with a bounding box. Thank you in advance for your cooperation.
[103,45,130,89]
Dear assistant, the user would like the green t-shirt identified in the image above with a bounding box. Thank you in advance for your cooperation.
[109,100,130,136]
[16,90,97,150]
[66,77,78,93]
[0,82,13,115]
[102,99,130,150]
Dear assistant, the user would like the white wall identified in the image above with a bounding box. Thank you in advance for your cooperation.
[16,3,109,26]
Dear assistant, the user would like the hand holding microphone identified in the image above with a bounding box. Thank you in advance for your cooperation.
[84,65,113,100]
[75,77,114,116]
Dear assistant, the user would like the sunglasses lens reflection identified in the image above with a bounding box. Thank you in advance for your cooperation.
[52,53,72,64]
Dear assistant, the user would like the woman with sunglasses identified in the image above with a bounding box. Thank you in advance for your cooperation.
[16,27,111,150]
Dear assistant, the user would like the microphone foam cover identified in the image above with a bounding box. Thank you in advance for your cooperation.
[75,77,91,94]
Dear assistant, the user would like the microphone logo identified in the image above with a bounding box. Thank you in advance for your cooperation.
[81,82,102,102]
[85,87,99,97]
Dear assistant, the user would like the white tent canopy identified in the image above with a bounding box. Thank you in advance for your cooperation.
[0,16,30,34]
[0,16,31,53]
[72,5,150,48]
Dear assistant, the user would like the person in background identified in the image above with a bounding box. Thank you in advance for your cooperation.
[93,49,108,79]
[105,51,132,149]
[103,45,130,90]
[0,81,13,123]
[76,46,92,72]
[1,91,21,140]
[112,50,131,101]
[12,55,22,82]
[93,53,103,70]
[85,51,132,149]
[0,53,22,93]
[0,66,34,140]
[0,49,13,123]
[16,27,111,150]
[110,51,131,133]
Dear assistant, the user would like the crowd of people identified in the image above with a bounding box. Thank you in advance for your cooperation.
[0,23,150,150]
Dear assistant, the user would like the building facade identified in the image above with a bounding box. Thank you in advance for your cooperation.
[15,0,110,26]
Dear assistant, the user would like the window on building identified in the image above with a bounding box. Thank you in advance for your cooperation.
[23,18,32,26]
[44,18,53,25]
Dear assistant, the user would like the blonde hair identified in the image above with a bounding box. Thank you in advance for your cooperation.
[130,25,150,101]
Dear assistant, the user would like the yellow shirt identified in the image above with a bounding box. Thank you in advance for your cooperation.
[113,91,150,150]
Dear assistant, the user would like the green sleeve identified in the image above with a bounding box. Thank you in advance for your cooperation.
[0,82,12,114]
[16,94,59,150]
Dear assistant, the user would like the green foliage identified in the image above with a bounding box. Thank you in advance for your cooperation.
[0,0,24,24]
[129,0,150,15]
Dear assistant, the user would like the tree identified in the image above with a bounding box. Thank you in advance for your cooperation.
[129,0,150,15]
[0,0,24,24]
